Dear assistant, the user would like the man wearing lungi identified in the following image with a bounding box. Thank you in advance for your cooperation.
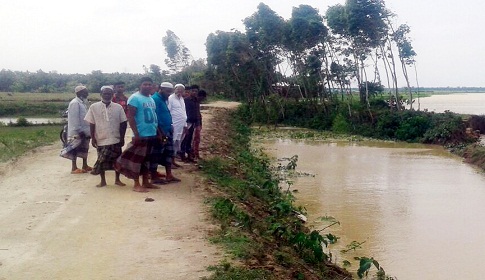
[60,85,92,174]
[168,84,187,168]
[85,86,127,188]
[115,77,161,193]
[150,82,181,184]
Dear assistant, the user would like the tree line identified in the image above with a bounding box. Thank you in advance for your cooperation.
[1,0,415,108]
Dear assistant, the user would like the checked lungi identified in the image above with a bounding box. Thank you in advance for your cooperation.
[60,136,89,160]
[114,137,157,179]
[150,131,174,171]
[91,143,122,175]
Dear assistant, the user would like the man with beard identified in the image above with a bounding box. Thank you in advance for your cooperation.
[85,86,128,188]
[150,82,181,184]
[168,83,187,167]
[60,85,92,174]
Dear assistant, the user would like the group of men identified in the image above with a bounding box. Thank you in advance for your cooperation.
[60,77,206,193]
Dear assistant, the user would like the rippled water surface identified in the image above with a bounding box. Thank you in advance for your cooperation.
[264,139,485,279]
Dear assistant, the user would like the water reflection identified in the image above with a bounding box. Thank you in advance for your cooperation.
[264,139,485,279]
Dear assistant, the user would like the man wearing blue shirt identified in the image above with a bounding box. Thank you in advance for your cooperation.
[115,77,161,192]
[150,82,181,184]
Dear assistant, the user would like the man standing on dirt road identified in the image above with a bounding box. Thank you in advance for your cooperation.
[60,85,92,174]
[85,85,128,188]
[150,82,181,184]
[114,77,161,192]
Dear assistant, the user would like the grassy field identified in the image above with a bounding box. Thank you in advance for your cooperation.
[0,125,62,162]
[0,92,103,117]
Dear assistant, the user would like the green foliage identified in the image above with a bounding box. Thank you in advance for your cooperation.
[246,99,471,144]
[422,112,466,144]
[0,70,144,93]
[202,109,350,279]
[0,102,67,117]
[162,30,192,73]
[209,229,254,259]
[0,125,62,162]
[14,117,30,127]
[204,262,273,280]
[332,113,351,133]
[395,112,430,141]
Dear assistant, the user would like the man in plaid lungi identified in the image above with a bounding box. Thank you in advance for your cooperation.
[115,77,161,192]
[85,85,127,187]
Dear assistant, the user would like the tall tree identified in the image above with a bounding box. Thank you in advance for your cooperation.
[326,0,390,104]
[162,30,192,73]
[284,5,328,99]
[393,24,417,109]
[243,3,286,96]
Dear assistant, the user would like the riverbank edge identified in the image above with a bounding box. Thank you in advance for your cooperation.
[199,106,352,280]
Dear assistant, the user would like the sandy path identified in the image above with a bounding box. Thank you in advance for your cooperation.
[0,101,239,280]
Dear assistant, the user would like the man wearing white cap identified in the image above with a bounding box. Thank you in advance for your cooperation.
[60,85,92,174]
[84,86,128,187]
[168,83,187,167]
[149,82,181,184]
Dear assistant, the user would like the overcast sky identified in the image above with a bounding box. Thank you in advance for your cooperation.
[1,0,484,87]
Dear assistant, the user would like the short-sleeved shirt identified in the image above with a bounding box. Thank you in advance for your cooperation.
[127,92,157,137]
[84,101,127,146]
[152,92,172,135]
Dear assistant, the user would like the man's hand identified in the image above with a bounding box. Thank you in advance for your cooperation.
[91,138,98,148]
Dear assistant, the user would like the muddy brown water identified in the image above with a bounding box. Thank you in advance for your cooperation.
[263,139,485,279]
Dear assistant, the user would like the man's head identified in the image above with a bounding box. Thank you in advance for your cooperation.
[100,85,114,102]
[184,85,192,98]
[174,84,185,97]
[74,85,89,100]
[113,81,125,95]
[198,89,207,102]
[159,82,174,98]
[139,77,153,96]
[190,84,200,96]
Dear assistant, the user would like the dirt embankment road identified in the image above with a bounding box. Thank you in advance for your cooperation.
[0,101,240,280]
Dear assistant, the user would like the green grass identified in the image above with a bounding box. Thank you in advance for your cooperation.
[0,125,62,162]
[0,92,103,117]
[204,262,273,280]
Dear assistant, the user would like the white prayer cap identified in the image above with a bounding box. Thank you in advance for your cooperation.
[74,85,87,93]
[174,83,185,89]
[160,82,174,89]
[100,85,114,92]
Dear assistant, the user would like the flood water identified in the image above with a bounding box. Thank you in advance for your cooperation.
[261,93,485,279]
[264,139,485,279]
[0,117,63,125]
[416,92,485,115]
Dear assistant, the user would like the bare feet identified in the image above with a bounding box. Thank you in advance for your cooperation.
[82,166,93,172]
[96,183,107,188]
[115,181,126,186]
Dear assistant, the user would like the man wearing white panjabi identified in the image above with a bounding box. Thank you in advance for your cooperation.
[168,83,187,167]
